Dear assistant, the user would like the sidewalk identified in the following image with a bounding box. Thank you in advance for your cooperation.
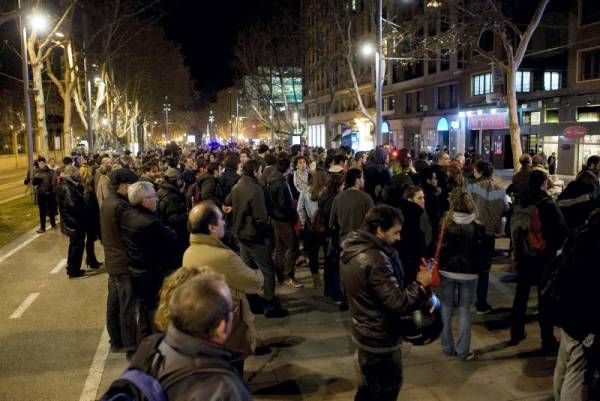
[99,238,558,401]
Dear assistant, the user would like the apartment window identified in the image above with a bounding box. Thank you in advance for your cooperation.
[405,93,413,113]
[472,72,492,96]
[515,71,531,92]
[416,91,422,111]
[449,84,457,108]
[579,48,600,81]
[580,0,600,26]
[577,106,600,122]
[544,71,561,90]
[545,109,559,123]
[383,96,395,112]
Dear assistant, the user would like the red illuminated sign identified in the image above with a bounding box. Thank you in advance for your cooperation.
[563,126,588,139]
[467,113,509,130]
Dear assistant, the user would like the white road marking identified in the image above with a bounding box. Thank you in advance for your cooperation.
[79,327,110,401]
[9,292,40,319]
[0,233,41,264]
[50,258,67,274]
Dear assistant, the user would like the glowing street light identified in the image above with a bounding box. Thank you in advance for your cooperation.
[361,43,375,57]
[27,13,49,33]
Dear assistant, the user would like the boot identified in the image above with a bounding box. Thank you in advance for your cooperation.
[312,273,322,290]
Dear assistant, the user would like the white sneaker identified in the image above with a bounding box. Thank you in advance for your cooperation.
[284,278,304,288]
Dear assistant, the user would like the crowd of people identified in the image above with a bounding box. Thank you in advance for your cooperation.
[24,142,600,401]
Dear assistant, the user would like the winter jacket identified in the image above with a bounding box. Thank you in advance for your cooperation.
[557,180,597,230]
[341,230,429,350]
[153,325,252,401]
[317,191,336,236]
[468,177,509,236]
[432,164,450,212]
[216,169,240,204]
[95,168,112,208]
[265,170,297,223]
[516,190,568,272]
[511,166,533,202]
[329,189,374,239]
[545,212,600,341]
[56,176,86,235]
[423,183,443,254]
[100,191,131,276]
[382,170,416,208]
[396,199,426,283]
[196,173,218,204]
[157,180,189,261]
[439,214,486,278]
[259,164,277,187]
[364,161,391,204]
[182,233,264,355]
[119,205,179,302]
[226,175,271,244]
[32,166,56,195]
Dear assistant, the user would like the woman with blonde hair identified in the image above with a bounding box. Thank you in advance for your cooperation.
[438,189,486,361]
[154,265,210,332]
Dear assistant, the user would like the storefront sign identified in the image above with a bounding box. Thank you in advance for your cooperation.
[468,113,509,130]
[562,126,588,139]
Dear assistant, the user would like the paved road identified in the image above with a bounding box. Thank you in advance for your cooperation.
[0,169,29,204]
[0,229,559,401]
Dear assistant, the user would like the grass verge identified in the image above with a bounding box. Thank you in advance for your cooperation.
[0,195,38,248]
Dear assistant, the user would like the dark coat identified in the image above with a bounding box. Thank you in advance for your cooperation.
[196,173,218,204]
[100,192,131,276]
[226,175,271,244]
[55,177,86,235]
[119,205,179,302]
[423,183,443,255]
[396,200,426,283]
[153,325,251,401]
[518,190,568,273]
[341,230,429,350]
[265,170,297,223]
[32,166,56,195]
[329,189,374,239]
[557,180,597,230]
[439,219,486,275]
[431,164,450,212]
[511,166,533,202]
[216,169,240,204]
[364,162,391,204]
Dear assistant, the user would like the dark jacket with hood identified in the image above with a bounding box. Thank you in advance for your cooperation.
[439,215,486,276]
[396,199,426,283]
[216,168,240,204]
[157,179,189,251]
[32,165,56,195]
[340,230,429,350]
[149,325,251,401]
[196,172,218,204]
[363,147,391,204]
[119,205,179,302]
[265,170,297,223]
[226,175,271,244]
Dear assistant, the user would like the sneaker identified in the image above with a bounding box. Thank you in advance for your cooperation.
[284,278,304,288]
[476,304,493,315]
[36,228,46,234]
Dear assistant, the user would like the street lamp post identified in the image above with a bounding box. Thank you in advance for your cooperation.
[17,2,45,180]
[163,97,171,140]
[375,0,383,147]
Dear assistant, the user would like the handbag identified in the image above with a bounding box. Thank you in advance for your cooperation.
[420,218,447,288]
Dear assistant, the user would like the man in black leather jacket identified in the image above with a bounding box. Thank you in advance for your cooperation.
[120,181,179,338]
[341,205,431,401]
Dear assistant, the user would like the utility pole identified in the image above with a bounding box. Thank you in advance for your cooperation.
[374,0,383,147]
[18,0,34,179]
[163,97,171,140]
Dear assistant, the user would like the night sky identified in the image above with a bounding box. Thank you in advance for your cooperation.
[160,0,282,101]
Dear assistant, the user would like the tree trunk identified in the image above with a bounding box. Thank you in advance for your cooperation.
[62,95,73,154]
[31,62,49,156]
[506,68,523,171]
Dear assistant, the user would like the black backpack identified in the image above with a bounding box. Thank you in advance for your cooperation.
[100,334,235,401]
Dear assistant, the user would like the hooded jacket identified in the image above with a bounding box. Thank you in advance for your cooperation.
[439,213,486,278]
[557,180,597,230]
[341,230,428,350]
[467,177,509,236]
[226,175,271,243]
[363,147,391,204]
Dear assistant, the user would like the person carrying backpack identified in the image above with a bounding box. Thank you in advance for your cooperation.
[508,169,568,353]
[545,210,600,401]
[100,273,252,401]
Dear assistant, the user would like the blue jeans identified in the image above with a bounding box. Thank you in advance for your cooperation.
[476,234,495,309]
[440,276,476,358]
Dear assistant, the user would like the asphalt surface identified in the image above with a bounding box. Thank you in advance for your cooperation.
[0,228,107,401]
[0,169,29,204]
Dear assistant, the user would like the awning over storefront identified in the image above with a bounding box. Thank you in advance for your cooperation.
[521,121,600,136]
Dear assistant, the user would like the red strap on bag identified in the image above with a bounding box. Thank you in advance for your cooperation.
[420,218,447,288]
